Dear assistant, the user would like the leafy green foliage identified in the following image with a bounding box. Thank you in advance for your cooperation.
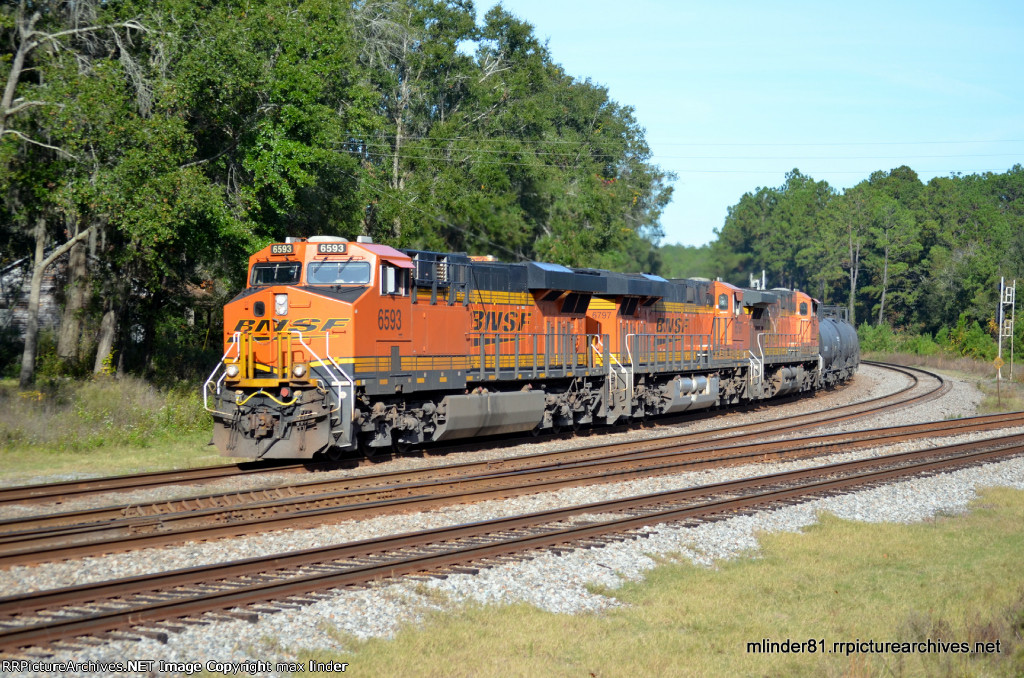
[700,163,1024,363]
[657,244,718,279]
[6,1,1022,383]
[4,0,672,382]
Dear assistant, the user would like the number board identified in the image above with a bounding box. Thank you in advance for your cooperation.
[270,243,294,255]
[317,242,347,254]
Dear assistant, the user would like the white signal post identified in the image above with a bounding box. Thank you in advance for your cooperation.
[996,277,1016,388]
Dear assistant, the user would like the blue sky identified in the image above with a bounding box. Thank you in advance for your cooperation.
[478,0,1024,247]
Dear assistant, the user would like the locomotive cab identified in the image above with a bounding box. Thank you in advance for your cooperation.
[205,236,416,459]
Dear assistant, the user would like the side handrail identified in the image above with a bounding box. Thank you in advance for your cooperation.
[604,335,633,404]
[747,332,766,386]
[590,335,627,375]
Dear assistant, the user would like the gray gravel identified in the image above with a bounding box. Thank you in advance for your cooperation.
[3,364,1021,678]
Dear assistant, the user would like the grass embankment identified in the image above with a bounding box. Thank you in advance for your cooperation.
[306,489,1024,678]
[0,377,225,483]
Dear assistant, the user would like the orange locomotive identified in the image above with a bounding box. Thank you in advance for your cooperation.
[204,236,859,459]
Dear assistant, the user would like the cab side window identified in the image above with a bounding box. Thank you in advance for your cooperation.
[799,302,808,316]
[717,293,728,311]
[380,264,409,296]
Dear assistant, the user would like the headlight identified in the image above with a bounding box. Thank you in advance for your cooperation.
[226,363,240,378]
[275,293,288,315]
[293,364,307,378]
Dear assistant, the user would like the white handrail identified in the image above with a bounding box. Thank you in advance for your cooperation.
[203,332,241,412]
[290,330,352,417]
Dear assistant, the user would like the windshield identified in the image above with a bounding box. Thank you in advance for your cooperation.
[307,261,371,285]
[250,262,301,286]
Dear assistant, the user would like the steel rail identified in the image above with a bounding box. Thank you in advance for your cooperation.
[3,382,998,559]
[0,361,924,507]
[0,435,1020,653]
[0,460,313,506]
[1,412,1020,567]
[0,361,943,535]
[9,404,1017,540]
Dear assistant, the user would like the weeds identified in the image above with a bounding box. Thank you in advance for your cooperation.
[0,376,207,454]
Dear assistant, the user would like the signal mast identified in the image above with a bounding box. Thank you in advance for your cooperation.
[997,277,1016,386]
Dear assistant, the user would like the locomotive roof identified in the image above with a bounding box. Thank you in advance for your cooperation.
[401,247,724,303]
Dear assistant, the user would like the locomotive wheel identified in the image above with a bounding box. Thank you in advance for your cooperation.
[358,434,383,461]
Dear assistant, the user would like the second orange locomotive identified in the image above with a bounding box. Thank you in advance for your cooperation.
[204,236,859,459]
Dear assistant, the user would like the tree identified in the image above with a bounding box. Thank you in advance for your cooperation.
[2,0,150,385]
[835,185,871,325]
[862,195,921,325]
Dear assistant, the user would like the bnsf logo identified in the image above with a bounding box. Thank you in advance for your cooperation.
[232,318,350,333]
[656,317,687,333]
[471,310,531,332]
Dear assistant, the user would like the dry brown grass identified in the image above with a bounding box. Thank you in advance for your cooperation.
[863,350,1021,382]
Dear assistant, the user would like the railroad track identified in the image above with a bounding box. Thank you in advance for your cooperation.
[0,361,939,511]
[1,432,1020,654]
[0,459,317,507]
[0,411,1021,567]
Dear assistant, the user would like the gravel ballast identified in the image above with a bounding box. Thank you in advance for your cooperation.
[3,364,1021,678]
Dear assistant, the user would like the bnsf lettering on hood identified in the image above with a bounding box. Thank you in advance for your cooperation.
[232,318,350,333]
[471,310,531,332]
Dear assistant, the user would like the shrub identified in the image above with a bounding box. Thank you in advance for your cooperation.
[947,313,997,361]
[0,376,207,453]
[898,332,941,356]
[857,323,899,353]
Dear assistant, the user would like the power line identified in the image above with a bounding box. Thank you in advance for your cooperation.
[344,130,1024,146]
[357,150,1017,176]
[359,144,1022,162]
[670,168,1013,175]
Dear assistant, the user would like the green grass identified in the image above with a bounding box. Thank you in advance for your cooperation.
[299,488,1024,677]
[977,379,1024,415]
[0,377,235,483]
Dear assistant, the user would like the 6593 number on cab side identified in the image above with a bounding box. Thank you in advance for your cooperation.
[378,308,402,330]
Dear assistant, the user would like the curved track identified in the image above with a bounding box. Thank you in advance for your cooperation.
[0,361,941,508]
[0,411,1021,567]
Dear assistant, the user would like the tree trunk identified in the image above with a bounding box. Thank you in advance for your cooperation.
[56,235,89,361]
[390,75,409,241]
[93,307,119,375]
[18,220,94,387]
[18,218,46,388]
[847,225,860,326]
[877,245,890,326]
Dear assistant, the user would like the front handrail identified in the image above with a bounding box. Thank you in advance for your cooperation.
[290,330,353,418]
[204,331,355,423]
[203,332,241,413]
